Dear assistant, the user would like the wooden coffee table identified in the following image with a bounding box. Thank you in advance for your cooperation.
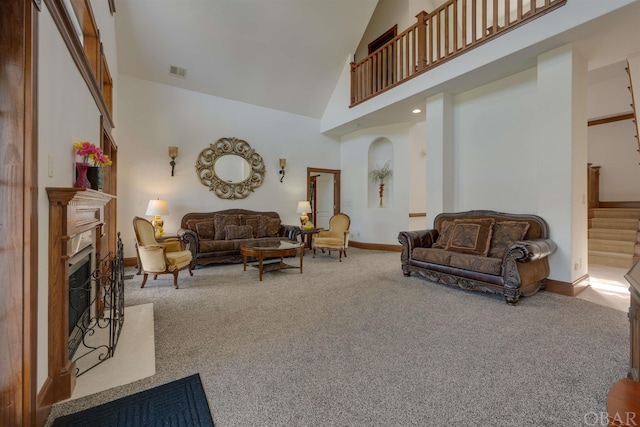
[240,240,304,281]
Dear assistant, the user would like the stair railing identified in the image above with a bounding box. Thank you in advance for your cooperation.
[350,0,566,107]
[588,163,601,210]
[626,54,640,164]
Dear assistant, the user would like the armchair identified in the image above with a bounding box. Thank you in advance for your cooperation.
[312,213,351,261]
[133,216,193,288]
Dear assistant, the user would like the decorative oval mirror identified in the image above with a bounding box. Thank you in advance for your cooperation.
[215,155,250,183]
[196,137,265,199]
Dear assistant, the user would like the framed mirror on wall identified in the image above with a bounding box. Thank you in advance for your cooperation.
[307,167,340,229]
[196,137,265,199]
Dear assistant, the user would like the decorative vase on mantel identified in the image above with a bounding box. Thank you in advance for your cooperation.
[379,183,385,207]
[87,166,104,191]
[73,162,91,189]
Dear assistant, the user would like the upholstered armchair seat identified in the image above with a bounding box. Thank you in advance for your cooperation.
[134,216,193,288]
[313,213,351,261]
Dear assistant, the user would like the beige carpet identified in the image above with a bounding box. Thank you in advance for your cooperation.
[46,248,629,426]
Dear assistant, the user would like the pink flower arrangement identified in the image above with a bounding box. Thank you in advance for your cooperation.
[73,141,112,167]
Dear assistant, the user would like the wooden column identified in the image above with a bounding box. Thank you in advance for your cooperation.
[42,188,115,405]
[0,0,39,426]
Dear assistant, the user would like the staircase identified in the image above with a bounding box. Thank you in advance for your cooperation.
[587,54,640,269]
[589,208,640,269]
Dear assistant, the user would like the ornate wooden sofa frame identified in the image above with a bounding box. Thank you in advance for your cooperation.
[178,209,301,268]
[398,210,557,304]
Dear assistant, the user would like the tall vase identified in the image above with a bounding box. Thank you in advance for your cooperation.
[379,183,385,207]
[87,166,104,191]
[73,162,91,188]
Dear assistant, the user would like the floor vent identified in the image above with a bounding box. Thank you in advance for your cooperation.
[169,65,187,78]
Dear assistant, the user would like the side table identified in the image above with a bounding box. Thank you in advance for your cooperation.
[135,234,180,275]
[299,227,321,249]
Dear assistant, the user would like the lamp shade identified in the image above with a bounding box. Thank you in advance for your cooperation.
[296,201,312,214]
[146,199,169,216]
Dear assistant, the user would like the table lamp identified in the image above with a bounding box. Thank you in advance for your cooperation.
[296,201,312,228]
[146,199,169,237]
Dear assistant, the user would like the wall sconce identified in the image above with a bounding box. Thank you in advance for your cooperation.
[169,146,179,176]
[146,199,169,237]
[279,158,286,182]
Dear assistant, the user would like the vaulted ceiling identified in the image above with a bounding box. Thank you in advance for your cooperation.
[115,0,378,119]
[115,0,640,128]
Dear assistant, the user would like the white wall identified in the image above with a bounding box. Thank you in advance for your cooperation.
[452,68,538,212]
[588,121,640,201]
[408,121,427,230]
[340,123,411,244]
[37,1,118,390]
[116,76,340,258]
[536,44,588,283]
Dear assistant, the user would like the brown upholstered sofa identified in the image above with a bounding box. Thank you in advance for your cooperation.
[398,210,556,304]
[178,209,301,268]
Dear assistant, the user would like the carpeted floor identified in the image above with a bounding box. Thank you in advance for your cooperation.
[46,248,629,426]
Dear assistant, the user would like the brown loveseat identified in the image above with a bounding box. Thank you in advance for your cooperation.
[398,210,556,304]
[178,209,301,268]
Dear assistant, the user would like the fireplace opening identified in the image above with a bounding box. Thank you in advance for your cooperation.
[68,246,93,359]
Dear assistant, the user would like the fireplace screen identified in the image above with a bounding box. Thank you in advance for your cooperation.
[68,250,93,358]
[69,234,125,377]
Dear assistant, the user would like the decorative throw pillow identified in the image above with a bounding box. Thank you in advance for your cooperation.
[195,220,216,240]
[240,214,259,225]
[186,219,208,233]
[245,219,259,237]
[488,221,530,258]
[225,224,253,240]
[445,218,495,256]
[213,214,240,240]
[256,215,281,238]
[433,220,454,249]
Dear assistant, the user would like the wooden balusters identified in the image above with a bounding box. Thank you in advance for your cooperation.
[350,0,566,106]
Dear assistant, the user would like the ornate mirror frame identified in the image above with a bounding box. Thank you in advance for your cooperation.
[196,137,265,199]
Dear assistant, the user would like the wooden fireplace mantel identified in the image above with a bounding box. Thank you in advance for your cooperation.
[42,188,115,406]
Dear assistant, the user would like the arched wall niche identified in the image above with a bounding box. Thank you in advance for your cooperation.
[368,137,394,208]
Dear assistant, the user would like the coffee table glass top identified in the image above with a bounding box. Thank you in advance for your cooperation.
[241,240,303,250]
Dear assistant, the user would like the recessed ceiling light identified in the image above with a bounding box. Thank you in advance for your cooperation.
[412,109,422,114]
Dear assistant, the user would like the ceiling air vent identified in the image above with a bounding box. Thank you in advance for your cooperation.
[169,65,187,79]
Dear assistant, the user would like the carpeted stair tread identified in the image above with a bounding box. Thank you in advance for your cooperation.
[588,239,635,252]
[588,250,633,259]
[591,208,640,219]
[588,228,637,241]
[591,218,639,230]
[589,250,634,268]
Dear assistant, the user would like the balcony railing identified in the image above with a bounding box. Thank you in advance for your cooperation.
[350,0,566,106]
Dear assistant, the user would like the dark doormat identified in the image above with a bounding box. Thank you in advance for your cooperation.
[52,374,214,427]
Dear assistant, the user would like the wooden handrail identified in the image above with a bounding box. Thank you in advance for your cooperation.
[350,0,566,107]
[588,163,601,210]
